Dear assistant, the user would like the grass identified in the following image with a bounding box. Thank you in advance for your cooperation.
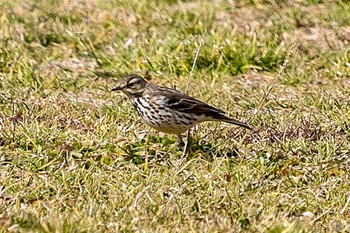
[1,0,350,232]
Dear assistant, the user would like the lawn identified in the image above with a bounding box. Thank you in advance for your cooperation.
[0,0,350,232]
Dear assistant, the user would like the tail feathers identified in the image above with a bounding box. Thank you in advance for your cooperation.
[217,114,253,130]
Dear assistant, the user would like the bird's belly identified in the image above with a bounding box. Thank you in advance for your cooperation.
[142,115,195,134]
[131,98,202,134]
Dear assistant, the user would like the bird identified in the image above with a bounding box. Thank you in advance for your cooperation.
[111,74,252,145]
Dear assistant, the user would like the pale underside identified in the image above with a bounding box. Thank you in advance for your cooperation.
[131,94,210,135]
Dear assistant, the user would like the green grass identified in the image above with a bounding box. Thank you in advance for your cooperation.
[1,0,350,232]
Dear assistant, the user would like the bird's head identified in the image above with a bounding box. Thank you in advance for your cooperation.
[111,74,148,98]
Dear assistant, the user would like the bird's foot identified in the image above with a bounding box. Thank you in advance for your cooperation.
[171,134,185,148]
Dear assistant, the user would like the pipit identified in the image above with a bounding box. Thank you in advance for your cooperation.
[112,74,252,145]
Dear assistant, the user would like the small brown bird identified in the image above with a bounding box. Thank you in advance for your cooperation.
[112,74,252,144]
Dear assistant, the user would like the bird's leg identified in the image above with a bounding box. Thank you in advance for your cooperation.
[182,130,191,156]
[171,134,185,151]
[176,134,184,146]
[184,129,191,154]
[186,130,191,146]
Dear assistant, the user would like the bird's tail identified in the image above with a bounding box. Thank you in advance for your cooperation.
[217,115,253,130]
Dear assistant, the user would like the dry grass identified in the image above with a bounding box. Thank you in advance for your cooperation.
[1,0,350,232]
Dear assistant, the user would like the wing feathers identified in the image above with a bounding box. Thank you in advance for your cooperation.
[155,86,226,115]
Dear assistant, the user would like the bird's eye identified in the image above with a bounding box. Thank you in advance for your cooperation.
[126,80,140,88]
[126,82,135,88]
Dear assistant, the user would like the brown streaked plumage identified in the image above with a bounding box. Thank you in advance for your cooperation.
[112,74,252,144]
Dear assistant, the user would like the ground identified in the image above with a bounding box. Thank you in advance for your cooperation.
[0,0,350,232]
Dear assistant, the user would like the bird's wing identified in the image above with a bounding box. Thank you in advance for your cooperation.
[156,86,226,115]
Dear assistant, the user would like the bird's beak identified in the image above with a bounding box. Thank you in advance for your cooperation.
[111,85,122,91]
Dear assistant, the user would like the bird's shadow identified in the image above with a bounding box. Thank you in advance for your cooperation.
[182,137,240,160]
[119,136,240,165]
